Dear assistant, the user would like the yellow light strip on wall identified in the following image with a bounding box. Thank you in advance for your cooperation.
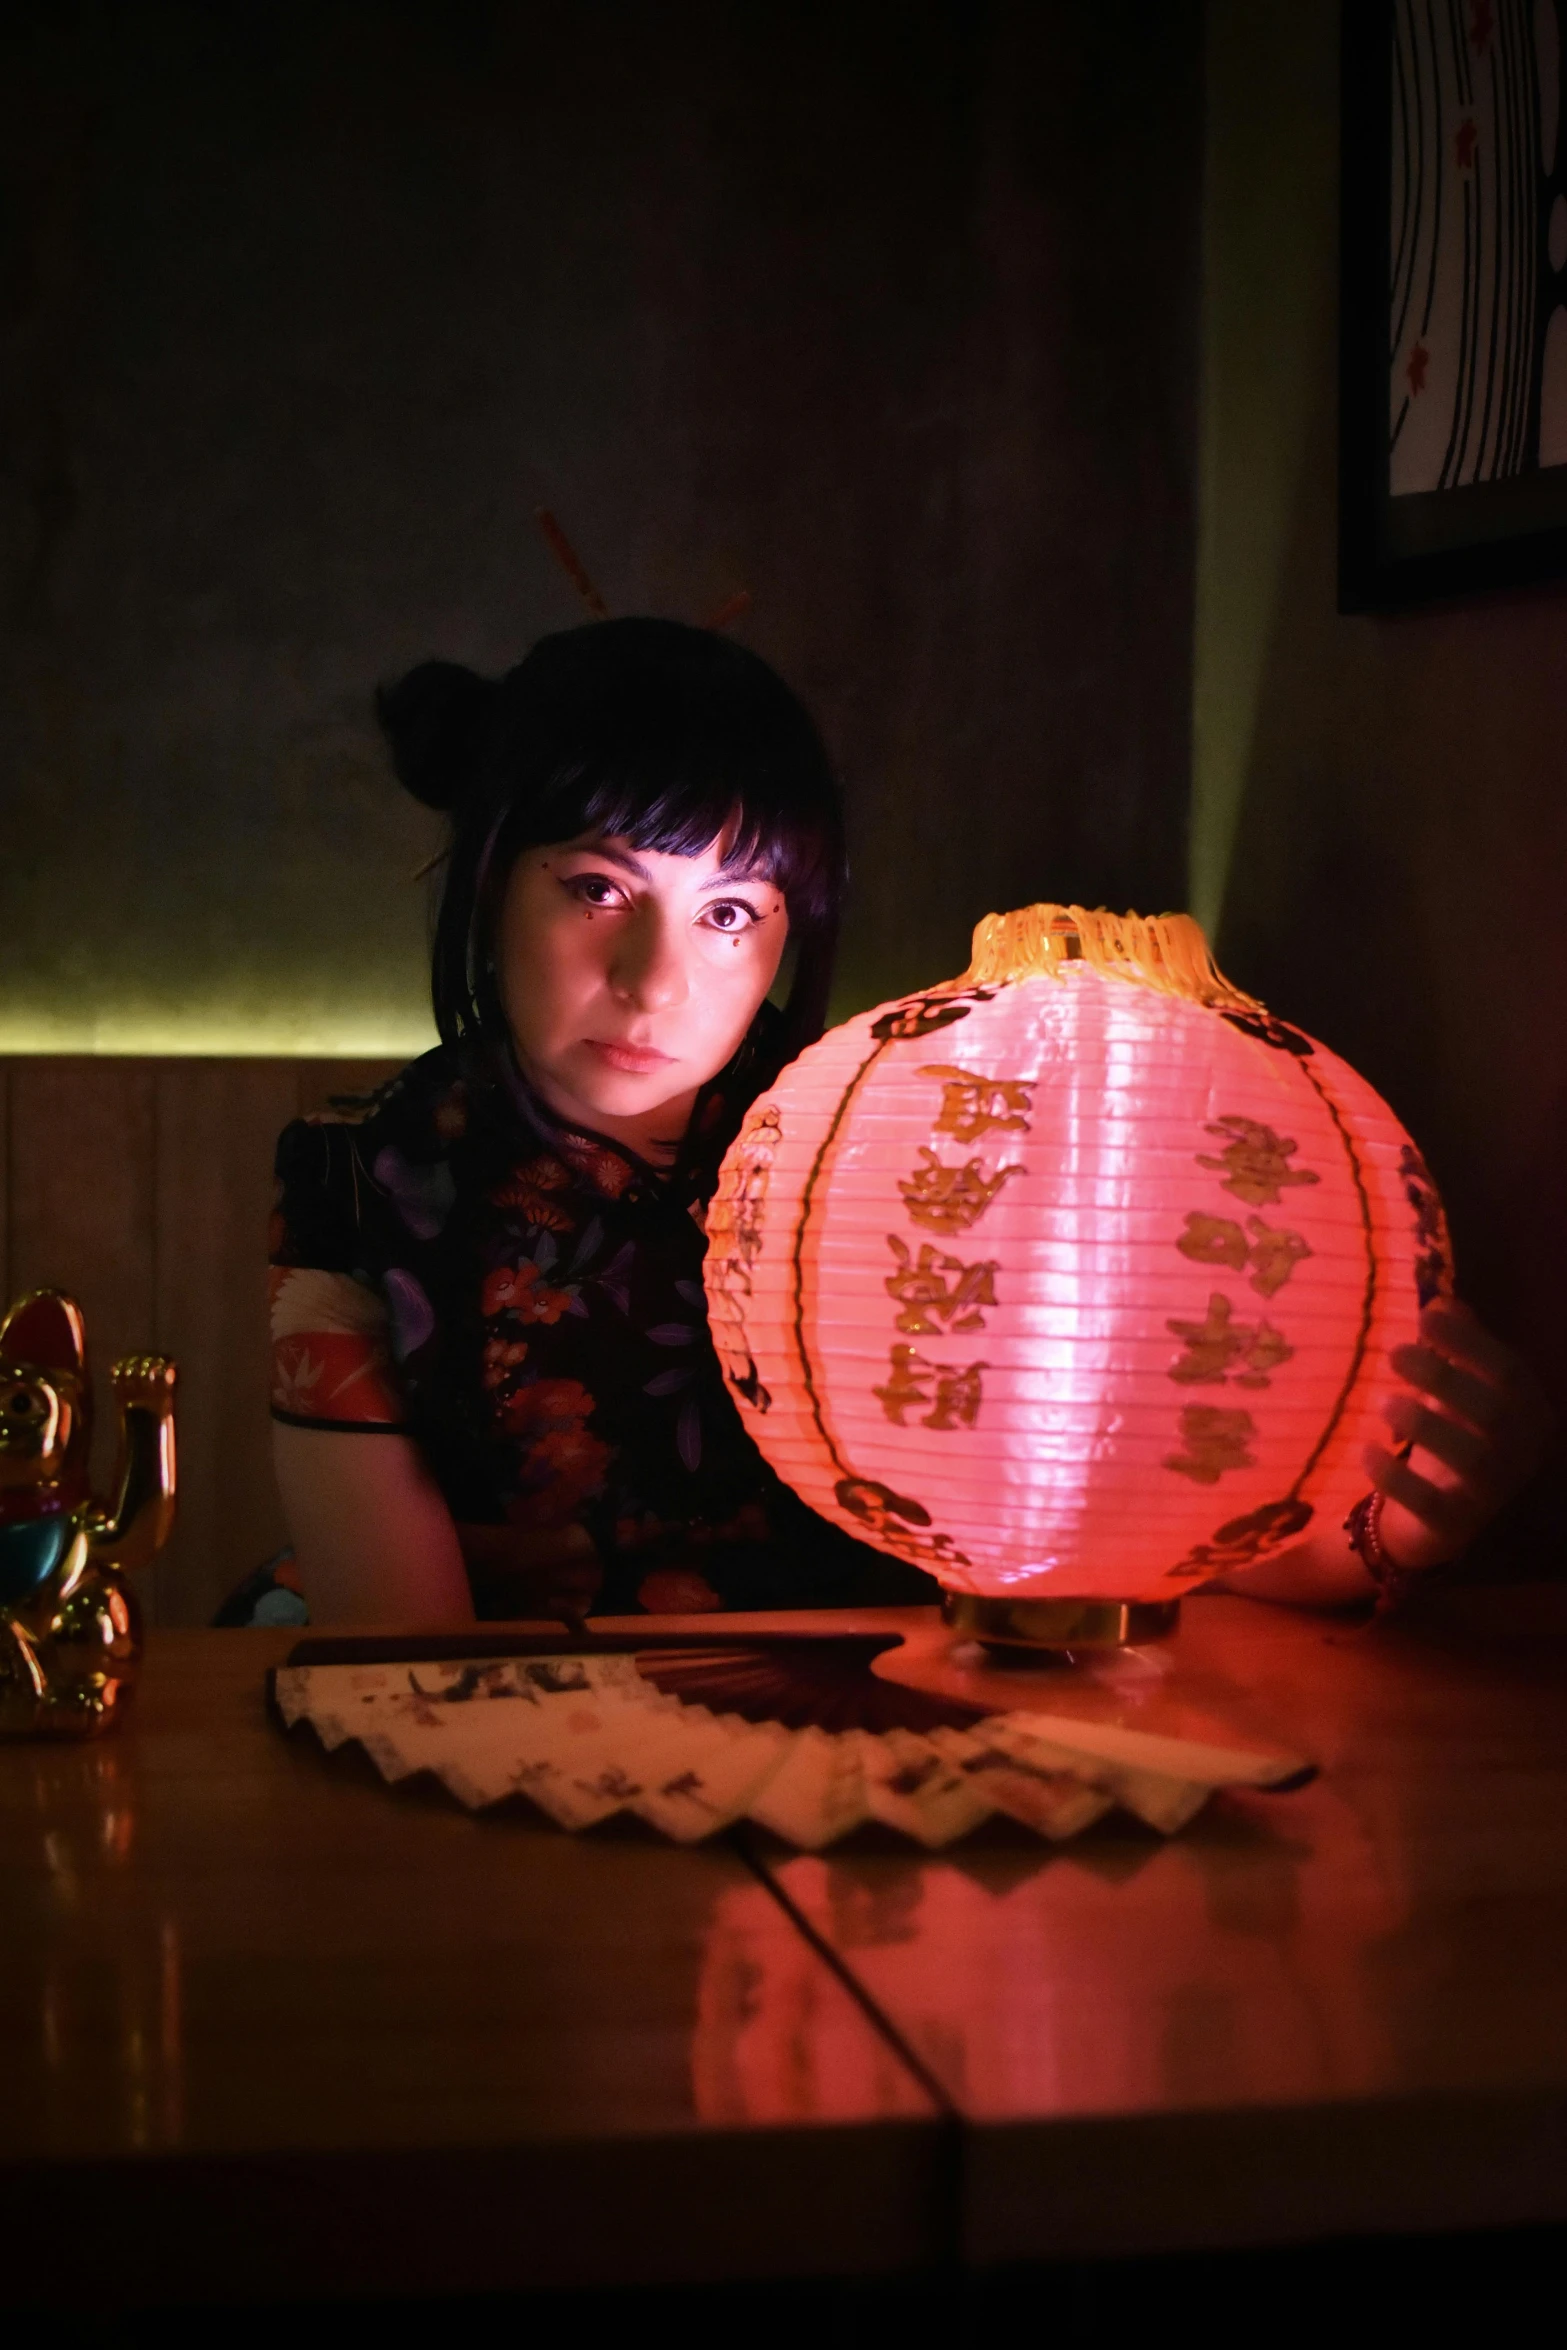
[0,1016,439,1057]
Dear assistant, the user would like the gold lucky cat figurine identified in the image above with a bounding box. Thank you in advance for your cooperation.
[0,1290,177,1738]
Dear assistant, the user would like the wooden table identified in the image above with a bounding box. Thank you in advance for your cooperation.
[780,1588,1567,2265]
[0,1626,939,2306]
[6,1590,1567,2307]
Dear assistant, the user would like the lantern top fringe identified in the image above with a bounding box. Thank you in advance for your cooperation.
[960,904,1266,1014]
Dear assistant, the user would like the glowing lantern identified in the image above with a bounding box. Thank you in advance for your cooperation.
[704,906,1449,1638]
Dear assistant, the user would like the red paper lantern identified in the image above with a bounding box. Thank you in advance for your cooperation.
[704,906,1449,1613]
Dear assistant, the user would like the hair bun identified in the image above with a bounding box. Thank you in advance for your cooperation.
[375,660,498,812]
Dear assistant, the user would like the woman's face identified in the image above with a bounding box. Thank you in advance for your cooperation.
[497,828,789,1147]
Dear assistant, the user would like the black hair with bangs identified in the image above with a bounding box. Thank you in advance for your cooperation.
[376,618,847,1079]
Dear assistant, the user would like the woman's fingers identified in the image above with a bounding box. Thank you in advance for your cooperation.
[1381,1390,1491,1486]
[1388,1341,1504,1432]
[1417,1300,1553,1448]
[1363,1439,1479,1562]
[1371,1298,1556,1572]
[1419,1296,1526,1385]
[1393,1306,1553,1469]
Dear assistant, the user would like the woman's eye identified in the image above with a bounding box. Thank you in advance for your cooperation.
[702,899,761,933]
[567,874,625,909]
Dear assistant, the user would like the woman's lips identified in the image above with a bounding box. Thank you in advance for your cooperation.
[585,1039,675,1075]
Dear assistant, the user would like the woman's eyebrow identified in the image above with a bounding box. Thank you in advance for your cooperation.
[565,839,651,882]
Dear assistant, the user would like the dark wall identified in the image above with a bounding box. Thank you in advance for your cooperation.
[0,0,1201,1048]
[1199,1,1567,1553]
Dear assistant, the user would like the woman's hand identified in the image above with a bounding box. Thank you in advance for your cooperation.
[1369,1298,1554,1572]
[1217,1296,1552,1609]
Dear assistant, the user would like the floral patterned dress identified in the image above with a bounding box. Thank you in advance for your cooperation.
[261,1040,937,1620]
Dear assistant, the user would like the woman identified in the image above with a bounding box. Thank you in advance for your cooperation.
[263,618,1548,1626]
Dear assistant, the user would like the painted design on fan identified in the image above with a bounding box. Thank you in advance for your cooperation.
[274,1635,1320,1844]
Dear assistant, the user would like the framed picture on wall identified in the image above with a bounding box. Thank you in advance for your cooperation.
[1340,0,1567,608]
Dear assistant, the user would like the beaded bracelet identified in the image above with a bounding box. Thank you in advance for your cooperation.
[1343,1489,1415,1614]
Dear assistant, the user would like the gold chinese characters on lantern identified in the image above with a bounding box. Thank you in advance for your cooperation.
[0,1291,177,1736]
[704,905,1448,1642]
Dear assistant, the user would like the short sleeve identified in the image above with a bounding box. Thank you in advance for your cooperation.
[269,1117,408,1432]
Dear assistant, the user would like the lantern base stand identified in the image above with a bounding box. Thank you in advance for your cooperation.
[941,1593,1181,1652]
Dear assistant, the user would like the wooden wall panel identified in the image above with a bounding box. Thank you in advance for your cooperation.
[152,1062,303,1626]
[6,1060,158,1504]
[0,1057,405,1629]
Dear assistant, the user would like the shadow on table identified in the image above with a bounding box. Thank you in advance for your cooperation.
[47,2223,1567,2346]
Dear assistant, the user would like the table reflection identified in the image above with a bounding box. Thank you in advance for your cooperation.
[768,1783,1400,2119]
[13,1737,185,2153]
[690,1874,927,2124]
